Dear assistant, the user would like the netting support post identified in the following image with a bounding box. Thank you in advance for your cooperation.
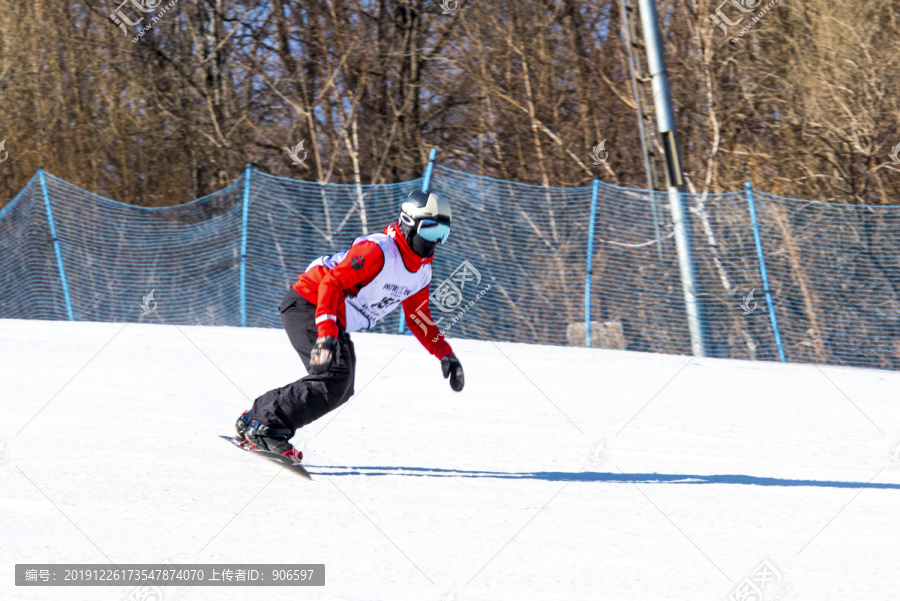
[585,179,600,348]
[39,169,74,321]
[746,182,786,363]
[239,165,251,328]
[421,148,437,193]
[398,148,438,335]
[638,0,707,357]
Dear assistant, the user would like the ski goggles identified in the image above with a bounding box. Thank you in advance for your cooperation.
[417,219,451,244]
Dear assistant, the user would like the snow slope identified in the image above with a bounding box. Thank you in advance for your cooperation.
[2,318,899,601]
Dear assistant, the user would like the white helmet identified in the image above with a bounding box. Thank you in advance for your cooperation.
[398,190,452,256]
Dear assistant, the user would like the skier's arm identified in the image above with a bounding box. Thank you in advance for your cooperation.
[402,287,454,359]
[316,241,385,338]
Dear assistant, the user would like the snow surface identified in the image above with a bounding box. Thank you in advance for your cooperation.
[2,318,899,601]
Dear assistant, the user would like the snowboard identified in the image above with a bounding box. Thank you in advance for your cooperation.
[220,435,312,480]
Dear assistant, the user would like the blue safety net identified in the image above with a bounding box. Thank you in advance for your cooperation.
[1,166,898,370]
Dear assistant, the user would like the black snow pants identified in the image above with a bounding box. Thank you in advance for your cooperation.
[251,288,356,436]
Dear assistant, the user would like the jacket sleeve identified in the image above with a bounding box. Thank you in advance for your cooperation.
[402,287,454,359]
[315,241,385,338]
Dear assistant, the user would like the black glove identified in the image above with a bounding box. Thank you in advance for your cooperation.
[441,353,465,392]
[309,336,338,374]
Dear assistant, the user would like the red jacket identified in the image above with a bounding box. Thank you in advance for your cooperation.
[292,223,454,359]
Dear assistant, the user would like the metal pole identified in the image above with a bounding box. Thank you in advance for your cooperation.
[637,0,707,357]
[239,164,251,328]
[746,182,786,363]
[620,0,663,261]
[399,148,438,334]
[39,169,74,321]
[585,179,600,348]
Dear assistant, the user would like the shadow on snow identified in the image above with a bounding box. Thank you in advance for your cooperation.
[307,465,900,490]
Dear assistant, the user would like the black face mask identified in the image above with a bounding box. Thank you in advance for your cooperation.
[409,232,437,257]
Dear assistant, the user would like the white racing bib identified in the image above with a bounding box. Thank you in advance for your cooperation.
[306,233,432,332]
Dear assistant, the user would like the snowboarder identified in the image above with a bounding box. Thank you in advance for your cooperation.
[235,190,465,461]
